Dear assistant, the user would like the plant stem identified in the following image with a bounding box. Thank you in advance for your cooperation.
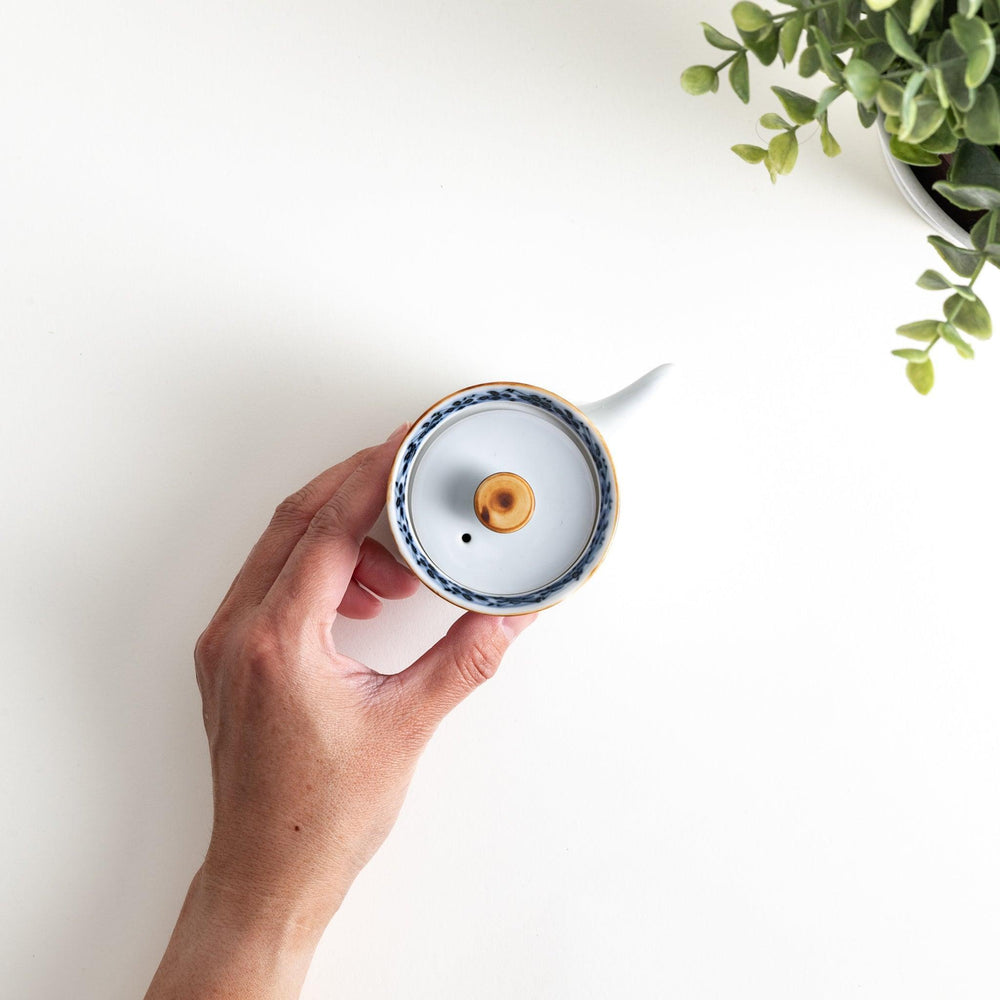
[881,57,967,79]
[932,221,994,357]
[714,53,740,72]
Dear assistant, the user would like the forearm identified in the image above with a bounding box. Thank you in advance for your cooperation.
[143,867,326,1000]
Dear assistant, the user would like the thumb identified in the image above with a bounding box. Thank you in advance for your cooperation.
[397,611,537,729]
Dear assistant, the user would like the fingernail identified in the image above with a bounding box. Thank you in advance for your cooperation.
[385,422,410,443]
[500,613,537,641]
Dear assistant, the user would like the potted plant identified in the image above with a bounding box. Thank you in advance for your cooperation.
[682,0,1000,393]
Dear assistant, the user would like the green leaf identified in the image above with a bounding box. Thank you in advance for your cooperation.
[731,143,768,163]
[858,101,879,127]
[811,26,844,82]
[960,0,985,15]
[743,24,780,65]
[844,58,880,105]
[833,1,847,31]
[946,292,993,337]
[816,5,839,39]
[760,112,792,129]
[902,66,927,105]
[938,31,973,110]
[933,181,1000,210]
[681,65,720,95]
[815,84,843,117]
[729,51,750,102]
[885,12,924,64]
[950,14,996,88]
[877,80,905,115]
[948,139,1000,188]
[702,22,743,51]
[868,0,900,9]
[905,358,935,394]
[799,44,821,77]
[930,67,951,109]
[896,318,942,340]
[920,117,959,154]
[893,347,931,360]
[889,134,941,166]
[909,0,937,34]
[732,1,771,32]
[898,70,930,143]
[968,36,997,92]
[964,83,1000,144]
[899,91,940,145]
[916,270,952,290]
[772,86,817,124]
[768,130,799,174]
[939,321,976,357]
[779,13,804,65]
[927,33,943,64]
[865,41,898,74]
[763,152,778,183]
[819,115,841,156]
[969,209,998,249]
[928,234,981,276]
[900,98,947,145]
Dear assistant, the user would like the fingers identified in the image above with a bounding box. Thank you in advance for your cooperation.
[337,542,420,619]
[338,580,384,620]
[395,612,537,730]
[354,538,420,600]
[261,431,406,628]
[218,445,386,617]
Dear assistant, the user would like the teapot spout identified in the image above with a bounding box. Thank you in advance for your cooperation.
[580,364,671,441]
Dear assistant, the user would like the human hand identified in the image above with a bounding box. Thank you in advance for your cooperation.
[145,425,535,999]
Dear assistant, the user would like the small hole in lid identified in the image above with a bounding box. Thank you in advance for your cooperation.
[461,533,472,543]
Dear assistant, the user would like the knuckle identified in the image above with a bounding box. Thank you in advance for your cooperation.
[310,491,353,539]
[354,444,380,466]
[194,620,235,696]
[194,623,224,669]
[273,486,317,525]
[453,636,502,690]
[239,620,283,673]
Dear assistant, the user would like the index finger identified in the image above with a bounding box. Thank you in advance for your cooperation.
[260,433,404,630]
[214,446,382,621]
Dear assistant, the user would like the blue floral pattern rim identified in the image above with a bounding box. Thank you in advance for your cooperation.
[388,383,618,613]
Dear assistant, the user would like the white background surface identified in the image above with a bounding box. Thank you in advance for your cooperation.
[3,1,999,997]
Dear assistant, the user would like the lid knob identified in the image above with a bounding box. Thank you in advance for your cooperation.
[474,472,535,534]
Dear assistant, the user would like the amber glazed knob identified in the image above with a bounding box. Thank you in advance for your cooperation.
[474,472,535,533]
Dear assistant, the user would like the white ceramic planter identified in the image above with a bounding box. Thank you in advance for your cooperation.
[875,123,973,249]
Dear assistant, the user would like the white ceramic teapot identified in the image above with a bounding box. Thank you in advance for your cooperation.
[387,365,670,615]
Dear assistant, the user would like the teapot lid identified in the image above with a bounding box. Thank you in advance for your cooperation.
[388,383,618,614]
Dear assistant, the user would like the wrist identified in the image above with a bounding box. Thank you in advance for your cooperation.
[144,867,328,1000]
[193,864,331,954]
[199,833,355,941]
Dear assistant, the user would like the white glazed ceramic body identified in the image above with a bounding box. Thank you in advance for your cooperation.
[387,366,669,615]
